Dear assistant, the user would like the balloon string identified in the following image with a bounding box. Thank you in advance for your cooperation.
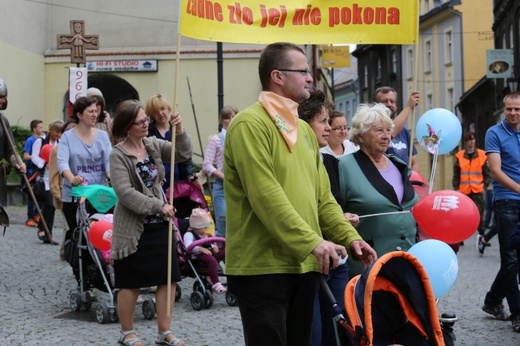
[429,151,439,194]
[358,210,412,219]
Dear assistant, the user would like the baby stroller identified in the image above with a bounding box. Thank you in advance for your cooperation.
[168,180,237,310]
[65,184,118,324]
[321,251,457,346]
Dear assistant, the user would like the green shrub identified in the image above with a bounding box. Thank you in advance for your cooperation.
[2,125,31,184]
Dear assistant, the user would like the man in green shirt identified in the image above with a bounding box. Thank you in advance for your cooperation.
[224,42,377,346]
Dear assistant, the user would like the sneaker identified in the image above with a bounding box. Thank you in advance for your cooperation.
[482,304,510,321]
[477,236,491,256]
[32,215,40,223]
[25,219,38,228]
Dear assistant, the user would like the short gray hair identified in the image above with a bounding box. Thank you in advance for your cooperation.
[349,103,394,145]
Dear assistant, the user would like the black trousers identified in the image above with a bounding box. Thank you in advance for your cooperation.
[37,190,56,236]
[228,272,320,346]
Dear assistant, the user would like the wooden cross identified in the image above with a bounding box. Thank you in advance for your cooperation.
[57,20,99,64]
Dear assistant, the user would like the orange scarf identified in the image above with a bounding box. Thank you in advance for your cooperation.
[259,91,299,151]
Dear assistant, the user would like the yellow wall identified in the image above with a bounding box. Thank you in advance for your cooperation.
[44,57,261,165]
[454,1,494,91]
[0,41,45,127]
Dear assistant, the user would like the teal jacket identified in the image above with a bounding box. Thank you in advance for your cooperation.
[338,151,418,276]
[224,101,362,276]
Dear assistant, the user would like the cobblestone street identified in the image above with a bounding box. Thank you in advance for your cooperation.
[0,205,518,345]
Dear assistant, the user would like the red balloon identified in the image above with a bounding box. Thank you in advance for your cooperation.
[410,171,426,184]
[88,220,112,250]
[411,190,480,244]
[40,144,53,162]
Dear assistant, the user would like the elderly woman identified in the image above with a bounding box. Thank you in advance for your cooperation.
[338,103,418,277]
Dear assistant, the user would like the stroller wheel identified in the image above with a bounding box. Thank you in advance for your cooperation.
[175,283,181,302]
[108,305,119,323]
[190,291,205,311]
[142,297,156,320]
[70,292,82,312]
[193,280,203,293]
[225,291,238,306]
[203,291,214,309]
[81,291,93,312]
[94,303,109,324]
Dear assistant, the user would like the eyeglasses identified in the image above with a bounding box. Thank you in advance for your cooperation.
[133,117,150,127]
[278,69,311,76]
[331,126,348,132]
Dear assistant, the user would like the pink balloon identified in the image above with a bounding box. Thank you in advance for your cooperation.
[40,144,53,162]
[88,221,112,250]
[411,190,479,244]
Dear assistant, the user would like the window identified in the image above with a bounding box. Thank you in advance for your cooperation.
[510,24,514,49]
[376,58,382,80]
[345,101,350,118]
[407,48,414,79]
[445,31,453,64]
[447,88,454,111]
[338,102,344,113]
[424,40,432,73]
[427,93,433,110]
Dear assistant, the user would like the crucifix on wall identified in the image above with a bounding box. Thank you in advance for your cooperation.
[57,20,99,64]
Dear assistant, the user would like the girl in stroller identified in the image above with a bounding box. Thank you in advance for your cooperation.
[183,208,227,293]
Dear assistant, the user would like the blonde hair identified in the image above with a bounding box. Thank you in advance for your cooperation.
[145,94,171,120]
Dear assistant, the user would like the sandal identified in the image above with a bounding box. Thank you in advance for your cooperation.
[118,330,143,346]
[156,330,185,346]
[212,282,227,294]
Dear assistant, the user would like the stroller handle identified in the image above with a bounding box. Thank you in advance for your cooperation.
[186,236,226,254]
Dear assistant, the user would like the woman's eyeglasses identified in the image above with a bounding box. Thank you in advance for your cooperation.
[133,118,150,127]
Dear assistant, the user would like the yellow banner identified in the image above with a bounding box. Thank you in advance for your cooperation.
[322,45,350,68]
[180,0,418,45]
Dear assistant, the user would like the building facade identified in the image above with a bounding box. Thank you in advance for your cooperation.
[0,0,264,162]
[458,0,520,145]
[351,0,494,190]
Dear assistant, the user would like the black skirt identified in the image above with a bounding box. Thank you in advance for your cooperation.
[114,222,181,288]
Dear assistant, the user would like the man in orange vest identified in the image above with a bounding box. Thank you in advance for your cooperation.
[453,131,491,239]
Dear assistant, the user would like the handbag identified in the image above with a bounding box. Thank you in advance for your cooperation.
[21,169,46,201]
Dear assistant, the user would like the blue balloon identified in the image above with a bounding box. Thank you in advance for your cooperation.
[408,239,459,299]
[415,108,462,155]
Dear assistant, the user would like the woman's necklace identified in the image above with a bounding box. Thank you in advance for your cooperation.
[124,140,145,157]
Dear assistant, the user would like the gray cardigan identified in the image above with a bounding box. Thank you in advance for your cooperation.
[109,133,192,260]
